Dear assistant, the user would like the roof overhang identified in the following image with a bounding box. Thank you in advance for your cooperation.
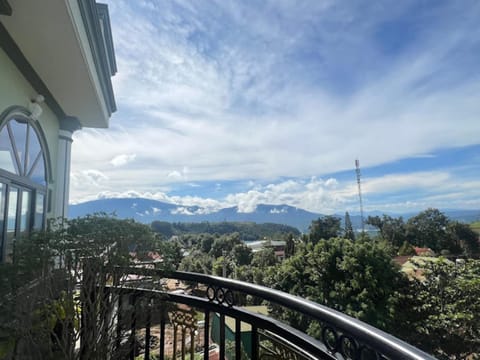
[0,0,116,128]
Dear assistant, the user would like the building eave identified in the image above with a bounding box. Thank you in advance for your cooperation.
[0,0,116,128]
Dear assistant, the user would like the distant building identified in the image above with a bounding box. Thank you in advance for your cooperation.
[246,240,286,261]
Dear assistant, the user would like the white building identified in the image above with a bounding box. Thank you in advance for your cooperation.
[0,0,116,262]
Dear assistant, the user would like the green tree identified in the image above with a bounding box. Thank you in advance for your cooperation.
[251,247,277,268]
[447,221,479,255]
[231,243,252,266]
[394,258,480,358]
[343,212,355,241]
[308,216,341,244]
[179,251,213,274]
[284,233,295,258]
[209,233,242,258]
[406,209,453,252]
[270,238,403,332]
[366,215,406,247]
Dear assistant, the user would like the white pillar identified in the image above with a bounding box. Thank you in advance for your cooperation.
[54,117,80,219]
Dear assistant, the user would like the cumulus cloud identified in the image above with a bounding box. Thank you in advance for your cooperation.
[110,154,136,167]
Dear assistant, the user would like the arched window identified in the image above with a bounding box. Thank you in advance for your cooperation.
[0,114,48,262]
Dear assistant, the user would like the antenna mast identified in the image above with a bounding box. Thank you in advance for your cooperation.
[355,159,365,232]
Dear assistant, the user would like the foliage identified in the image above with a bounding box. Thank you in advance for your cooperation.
[366,214,406,247]
[269,238,403,332]
[151,221,300,241]
[398,240,416,256]
[252,247,278,269]
[394,258,480,359]
[447,221,479,255]
[406,208,452,253]
[343,212,355,241]
[366,209,479,255]
[0,214,164,360]
[231,243,253,266]
[284,233,295,258]
[308,216,341,244]
[178,251,213,274]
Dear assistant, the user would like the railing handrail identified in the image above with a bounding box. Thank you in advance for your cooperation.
[114,266,437,360]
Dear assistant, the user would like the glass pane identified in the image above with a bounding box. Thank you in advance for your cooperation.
[30,152,46,185]
[20,190,30,233]
[33,192,44,230]
[5,187,18,262]
[0,183,4,260]
[0,125,18,174]
[27,124,42,176]
[9,119,27,176]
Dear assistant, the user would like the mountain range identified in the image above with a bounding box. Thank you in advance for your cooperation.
[68,197,480,232]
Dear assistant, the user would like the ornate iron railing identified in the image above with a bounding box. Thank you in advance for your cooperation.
[80,267,436,360]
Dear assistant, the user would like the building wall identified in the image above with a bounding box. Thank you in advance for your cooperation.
[0,47,60,219]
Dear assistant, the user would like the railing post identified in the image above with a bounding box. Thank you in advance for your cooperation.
[79,258,99,359]
[203,311,210,360]
[251,325,258,360]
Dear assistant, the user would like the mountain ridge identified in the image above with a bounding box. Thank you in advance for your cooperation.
[68,197,480,232]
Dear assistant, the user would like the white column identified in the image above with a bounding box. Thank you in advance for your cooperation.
[54,117,80,219]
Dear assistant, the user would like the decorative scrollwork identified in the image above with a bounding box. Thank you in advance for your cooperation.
[206,285,234,306]
[339,334,358,360]
[320,324,382,360]
[321,325,339,352]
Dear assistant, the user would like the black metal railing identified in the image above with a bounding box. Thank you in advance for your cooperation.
[80,267,436,360]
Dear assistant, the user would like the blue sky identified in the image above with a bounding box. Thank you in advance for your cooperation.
[70,0,480,214]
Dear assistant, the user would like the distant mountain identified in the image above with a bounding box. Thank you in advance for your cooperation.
[69,198,321,231]
[69,197,480,232]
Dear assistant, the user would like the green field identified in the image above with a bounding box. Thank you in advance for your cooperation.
[471,221,480,234]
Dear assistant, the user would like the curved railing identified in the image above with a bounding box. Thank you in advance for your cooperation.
[81,267,436,360]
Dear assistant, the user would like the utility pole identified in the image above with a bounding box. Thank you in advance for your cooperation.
[355,159,365,233]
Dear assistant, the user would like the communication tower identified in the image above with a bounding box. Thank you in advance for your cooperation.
[355,159,365,232]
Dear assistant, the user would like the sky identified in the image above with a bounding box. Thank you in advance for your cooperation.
[70,0,480,215]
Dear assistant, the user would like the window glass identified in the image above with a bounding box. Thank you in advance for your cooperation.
[0,182,4,232]
[0,125,17,173]
[6,187,18,262]
[33,192,44,230]
[20,190,30,233]
[8,120,27,175]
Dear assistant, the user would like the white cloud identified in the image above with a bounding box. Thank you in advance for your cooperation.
[68,1,480,212]
[110,154,136,167]
[70,169,480,214]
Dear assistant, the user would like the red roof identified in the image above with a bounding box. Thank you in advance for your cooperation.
[414,247,433,255]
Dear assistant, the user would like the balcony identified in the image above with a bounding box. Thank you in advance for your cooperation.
[79,266,436,360]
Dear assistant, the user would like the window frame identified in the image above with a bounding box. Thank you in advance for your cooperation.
[0,108,50,262]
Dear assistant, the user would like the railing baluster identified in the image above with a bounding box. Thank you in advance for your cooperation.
[220,314,226,360]
[251,325,258,360]
[116,293,123,352]
[145,298,151,360]
[190,328,195,360]
[160,306,166,360]
[181,327,186,360]
[203,311,210,360]
[235,318,241,360]
[129,294,137,360]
